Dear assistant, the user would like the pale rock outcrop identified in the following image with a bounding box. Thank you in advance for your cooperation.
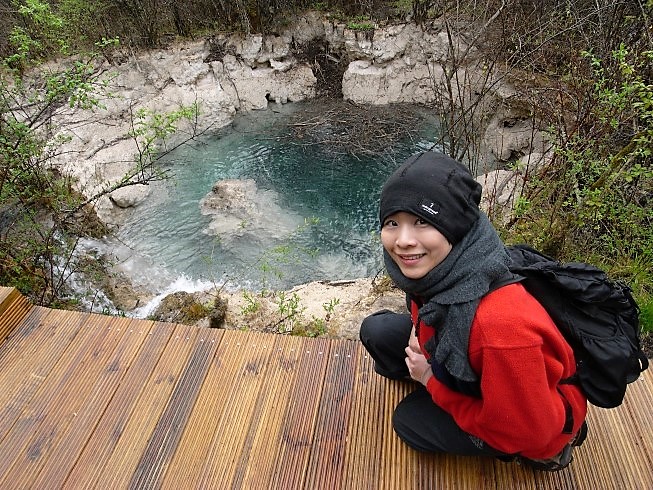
[50,12,547,228]
[199,179,304,246]
[52,41,238,226]
[340,23,452,105]
[109,185,151,209]
[476,150,554,222]
[219,277,406,340]
[482,113,551,162]
[211,56,316,109]
[339,23,453,64]
[477,169,523,218]
[342,59,443,105]
[518,151,552,171]
[336,22,547,164]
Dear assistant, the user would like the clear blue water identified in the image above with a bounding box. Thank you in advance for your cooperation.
[115,102,441,292]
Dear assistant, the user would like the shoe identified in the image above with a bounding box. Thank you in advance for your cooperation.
[520,444,574,471]
[519,421,588,472]
[572,421,588,447]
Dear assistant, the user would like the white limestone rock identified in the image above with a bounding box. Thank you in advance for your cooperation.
[199,179,304,245]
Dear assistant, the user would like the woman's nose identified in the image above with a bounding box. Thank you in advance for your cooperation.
[395,226,417,247]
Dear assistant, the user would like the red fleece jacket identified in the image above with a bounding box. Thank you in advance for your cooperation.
[413,283,588,459]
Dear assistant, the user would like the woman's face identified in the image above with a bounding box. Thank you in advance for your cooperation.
[381,211,452,279]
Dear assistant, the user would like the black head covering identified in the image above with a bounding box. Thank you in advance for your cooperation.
[379,152,482,244]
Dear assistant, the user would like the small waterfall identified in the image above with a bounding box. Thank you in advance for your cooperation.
[129,275,217,319]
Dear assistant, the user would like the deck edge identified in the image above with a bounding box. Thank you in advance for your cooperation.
[0,286,33,344]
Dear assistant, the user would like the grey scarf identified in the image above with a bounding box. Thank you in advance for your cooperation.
[384,213,511,382]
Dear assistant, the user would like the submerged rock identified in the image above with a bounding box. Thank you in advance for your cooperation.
[199,178,304,245]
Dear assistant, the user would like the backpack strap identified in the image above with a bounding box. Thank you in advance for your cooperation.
[638,350,650,374]
[487,271,524,294]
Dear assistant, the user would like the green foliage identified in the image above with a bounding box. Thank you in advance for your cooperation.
[0,27,107,303]
[253,217,321,287]
[240,291,262,315]
[181,300,211,321]
[0,6,203,306]
[238,289,338,337]
[275,291,306,333]
[346,22,375,31]
[289,297,341,338]
[285,297,342,337]
[129,103,200,181]
[640,299,653,335]
[393,0,412,11]
[346,17,375,31]
[322,297,340,319]
[5,0,68,71]
[55,0,112,50]
[410,0,438,24]
[0,0,401,54]
[297,316,329,337]
[503,43,653,331]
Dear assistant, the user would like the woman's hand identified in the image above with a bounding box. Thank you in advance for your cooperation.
[404,346,432,386]
[408,326,421,354]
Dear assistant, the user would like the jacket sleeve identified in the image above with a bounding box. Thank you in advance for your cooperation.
[423,285,586,459]
[425,343,570,458]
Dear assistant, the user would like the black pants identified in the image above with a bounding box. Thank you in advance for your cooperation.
[359,309,503,457]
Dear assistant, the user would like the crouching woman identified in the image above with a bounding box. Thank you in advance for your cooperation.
[360,151,587,471]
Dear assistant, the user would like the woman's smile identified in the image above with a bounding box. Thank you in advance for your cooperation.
[398,253,426,263]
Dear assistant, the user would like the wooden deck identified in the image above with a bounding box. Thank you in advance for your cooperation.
[0,285,651,489]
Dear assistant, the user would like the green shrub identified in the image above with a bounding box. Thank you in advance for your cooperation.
[502,43,652,332]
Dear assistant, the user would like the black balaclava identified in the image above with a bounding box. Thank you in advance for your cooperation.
[379,151,482,245]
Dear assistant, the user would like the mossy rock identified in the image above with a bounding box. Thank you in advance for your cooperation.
[150,291,210,324]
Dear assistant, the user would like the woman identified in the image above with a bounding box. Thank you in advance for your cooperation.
[360,151,587,471]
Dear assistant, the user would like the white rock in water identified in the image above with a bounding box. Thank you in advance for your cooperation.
[199,178,304,245]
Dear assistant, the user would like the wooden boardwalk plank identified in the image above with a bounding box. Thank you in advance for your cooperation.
[342,345,386,488]
[266,337,333,490]
[93,322,200,488]
[31,316,155,489]
[219,334,316,490]
[0,287,651,489]
[62,319,172,489]
[0,311,118,488]
[194,331,313,488]
[159,328,245,488]
[233,334,314,489]
[0,309,103,482]
[129,325,223,488]
[0,306,81,440]
[304,339,358,489]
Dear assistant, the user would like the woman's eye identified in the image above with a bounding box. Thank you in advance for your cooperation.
[415,218,428,225]
[383,219,397,227]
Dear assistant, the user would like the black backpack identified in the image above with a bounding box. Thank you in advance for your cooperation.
[506,244,649,408]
